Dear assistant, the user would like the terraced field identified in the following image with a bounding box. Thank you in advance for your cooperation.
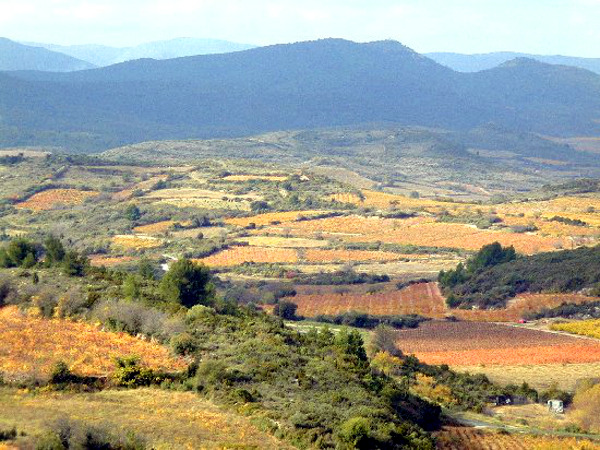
[15,189,98,211]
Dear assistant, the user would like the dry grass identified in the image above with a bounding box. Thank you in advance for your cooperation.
[112,235,163,250]
[15,189,98,211]
[0,388,289,449]
[111,175,169,201]
[302,248,404,263]
[0,306,184,381]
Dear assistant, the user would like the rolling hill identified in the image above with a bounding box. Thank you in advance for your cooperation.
[1,39,599,152]
[0,37,95,72]
[427,51,600,75]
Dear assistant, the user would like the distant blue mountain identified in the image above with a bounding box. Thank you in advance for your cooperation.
[25,38,256,67]
[427,51,600,75]
[0,37,95,72]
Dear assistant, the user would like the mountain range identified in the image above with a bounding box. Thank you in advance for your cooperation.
[0,39,599,153]
[427,52,600,75]
[23,38,256,67]
[0,38,95,72]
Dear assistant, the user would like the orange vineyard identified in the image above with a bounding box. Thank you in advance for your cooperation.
[257,215,566,254]
[15,189,99,211]
[436,427,600,450]
[0,306,185,380]
[396,321,600,366]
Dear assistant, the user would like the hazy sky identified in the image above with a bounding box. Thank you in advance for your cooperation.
[2,0,599,56]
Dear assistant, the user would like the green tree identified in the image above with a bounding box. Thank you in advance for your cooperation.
[44,235,65,265]
[0,238,38,268]
[123,274,141,300]
[125,204,141,221]
[160,259,214,308]
[63,250,88,277]
[138,257,155,280]
[273,300,298,320]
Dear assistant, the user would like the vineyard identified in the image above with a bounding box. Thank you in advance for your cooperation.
[88,254,136,267]
[436,427,600,450]
[551,320,600,339]
[112,235,163,249]
[291,282,447,317]
[288,283,597,322]
[258,214,566,253]
[111,175,168,201]
[225,210,327,227]
[223,174,288,181]
[196,246,299,267]
[396,321,600,366]
[133,220,177,234]
[15,189,98,211]
[236,236,329,248]
[0,306,185,381]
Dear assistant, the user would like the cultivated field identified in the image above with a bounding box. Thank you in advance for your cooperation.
[112,235,163,250]
[88,254,136,267]
[196,246,299,267]
[436,427,600,450]
[291,282,446,317]
[551,320,600,340]
[225,210,328,227]
[15,189,98,211]
[0,306,184,382]
[257,215,566,253]
[0,388,289,450]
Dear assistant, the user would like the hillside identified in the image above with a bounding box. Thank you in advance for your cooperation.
[28,37,256,66]
[1,39,600,153]
[427,51,600,74]
[0,37,95,72]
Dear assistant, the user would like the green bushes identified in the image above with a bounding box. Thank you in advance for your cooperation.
[113,357,165,388]
[35,418,146,450]
[312,311,427,330]
[273,300,298,320]
[0,238,38,268]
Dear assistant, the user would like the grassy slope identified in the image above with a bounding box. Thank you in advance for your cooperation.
[0,388,289,449]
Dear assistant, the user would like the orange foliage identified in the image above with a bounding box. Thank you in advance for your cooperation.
[225,210,327,227]
[0,306,185,381]
[16,189,98,211]
[88,255,136,267]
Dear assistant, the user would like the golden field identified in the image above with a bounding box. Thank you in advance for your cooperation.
[15,189,98,211]
[0,306,185,381]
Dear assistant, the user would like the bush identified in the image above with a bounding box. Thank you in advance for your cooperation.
[0,426,17,441]
[273,300,298,320]
[113,357,162,388]
[336,417,373,449]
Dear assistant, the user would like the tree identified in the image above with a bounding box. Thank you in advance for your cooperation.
[0,238,38,268]
[63,250,88,277]
[138,257,155,280]
[44,235,65,265]
[123,275,141,300]
[273,300,298,320]
[160,259,214,308]
[466,242,516,273]
[125,204,141,221]
[370,325,403,357]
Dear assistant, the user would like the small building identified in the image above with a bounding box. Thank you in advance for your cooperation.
[547,399,564,414]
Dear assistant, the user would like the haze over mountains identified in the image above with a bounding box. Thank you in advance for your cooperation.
[1,38,599,154]
[24,38,256,67]
[0,38,95,72]
[427,52,600,75]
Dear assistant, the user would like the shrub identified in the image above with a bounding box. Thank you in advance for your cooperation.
[273,300,298,320]
[336,417,373,449]
[113,357,162,388]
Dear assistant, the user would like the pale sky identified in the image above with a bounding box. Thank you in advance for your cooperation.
[1,0,599,56]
